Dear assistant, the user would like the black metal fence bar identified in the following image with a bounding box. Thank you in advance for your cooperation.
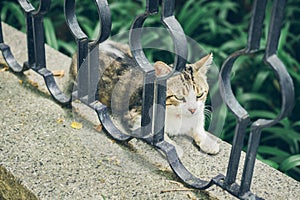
[219,0,294,198]
[64,0,89,101]
[1,0,71,105]
[0,0,295,199]
[222,0,267,188]
[65,0,111,104]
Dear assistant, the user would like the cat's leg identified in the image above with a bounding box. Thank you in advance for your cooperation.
[164,133,184,159]
[122,108,141,131]
[123,109,184,158]
[190,129,220,155]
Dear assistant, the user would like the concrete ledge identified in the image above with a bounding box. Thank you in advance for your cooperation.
[0,22,299,200]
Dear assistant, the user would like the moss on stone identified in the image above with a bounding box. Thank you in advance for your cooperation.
[0,166,38,200]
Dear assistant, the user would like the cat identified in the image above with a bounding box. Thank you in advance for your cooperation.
[70,40,220,155]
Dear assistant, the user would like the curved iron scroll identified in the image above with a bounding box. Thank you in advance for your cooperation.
[0,0,71,105]
[65,0,111,103]
[0,0,295,199]
[0,1,34,73]
[218,0,294,199]
[62,0,295,199]
[128,0,213,190]
[64,0,132,142]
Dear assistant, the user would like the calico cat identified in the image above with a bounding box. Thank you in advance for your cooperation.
[71,40,220,155]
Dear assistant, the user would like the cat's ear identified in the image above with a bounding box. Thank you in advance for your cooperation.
[154,61,172,76]
[193,53,213,74]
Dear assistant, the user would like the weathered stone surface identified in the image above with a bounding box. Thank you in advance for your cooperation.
[0,22,299,200]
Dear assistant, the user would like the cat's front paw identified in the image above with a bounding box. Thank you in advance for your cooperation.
[123,109,141,131]
[195,132,220,155]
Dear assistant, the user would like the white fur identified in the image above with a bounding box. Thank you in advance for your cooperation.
[165,90,205,136]
[165,89,220,155]
[131,53,219,155]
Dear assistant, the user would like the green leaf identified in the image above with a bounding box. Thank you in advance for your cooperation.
[178,0,196,22]
[57,40,76,56]
[248,110,277,119]
[44,18,58,49]
[279,154,300,172]
[278,22,290,51]
[1,2,25,31]
[258,158,280,169]
[237,92,271,106]
[292,121,300,128]
[184,7,208,34]
[252,71,270,92]
[219,40,244,52]
[263,127,300,141]
[258,146,290,157]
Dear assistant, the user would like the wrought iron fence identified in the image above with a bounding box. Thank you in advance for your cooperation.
[0,0,294,199]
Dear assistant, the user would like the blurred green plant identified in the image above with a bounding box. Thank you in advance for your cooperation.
[0,0,299,181]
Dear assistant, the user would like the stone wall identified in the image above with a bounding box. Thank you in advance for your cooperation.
[0,22,299,200]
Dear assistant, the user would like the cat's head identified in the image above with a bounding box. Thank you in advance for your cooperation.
[154,53,212,116]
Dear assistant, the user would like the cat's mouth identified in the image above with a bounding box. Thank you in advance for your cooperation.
[182,109,199,117]
[166,105,199,116]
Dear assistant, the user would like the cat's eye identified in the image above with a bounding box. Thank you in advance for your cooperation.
[196,92,205,99]
[174,95,186,102]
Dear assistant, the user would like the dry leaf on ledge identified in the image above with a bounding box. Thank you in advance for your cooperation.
[94,124,103,132]
[71,121,83,129]
[53,70,65,77]
[0,66,9,72]
[28,80,38,87]
[57,118,64,123]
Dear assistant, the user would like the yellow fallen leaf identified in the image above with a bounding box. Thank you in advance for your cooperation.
[53,70,65,77]
[71,121,83,129]
[28,80,38,87]
[94,124,102,132]
[187,193,197,200]
[0,66,9,72]
[18,80,23,84]
[57,118,64,123]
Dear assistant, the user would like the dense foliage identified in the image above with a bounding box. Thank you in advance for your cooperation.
[1,0,299,181]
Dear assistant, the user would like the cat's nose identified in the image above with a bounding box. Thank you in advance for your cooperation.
[188,108,196,114]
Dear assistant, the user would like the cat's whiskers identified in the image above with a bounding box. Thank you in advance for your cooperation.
[204,106,212,121]
[205,105,212,110]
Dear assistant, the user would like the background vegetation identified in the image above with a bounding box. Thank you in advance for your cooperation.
[1,0,299,181]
